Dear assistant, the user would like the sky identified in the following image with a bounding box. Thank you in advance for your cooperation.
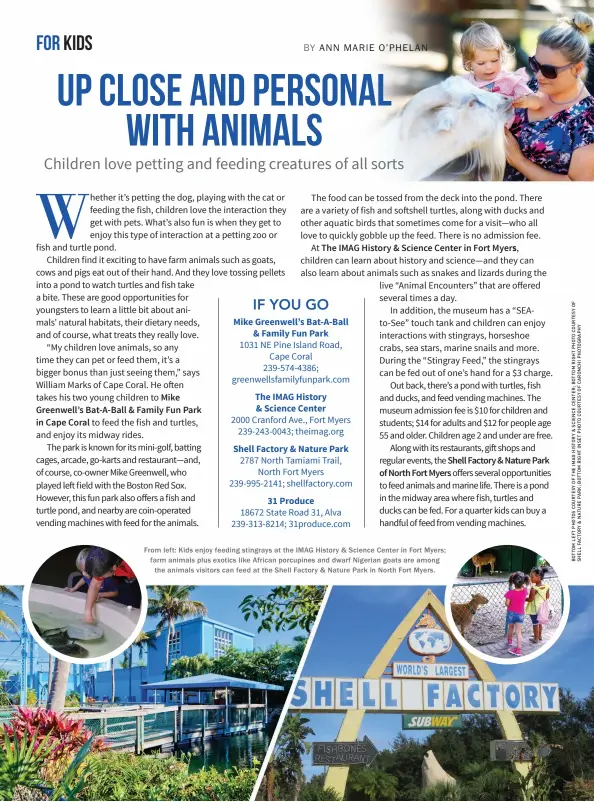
[296,584,594,778]
[0,585,305,678]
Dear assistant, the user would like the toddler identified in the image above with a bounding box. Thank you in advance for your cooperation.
[505,571,530,656]
[460,22,541,113]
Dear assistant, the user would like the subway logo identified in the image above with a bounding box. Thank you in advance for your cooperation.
[403,714,462,729]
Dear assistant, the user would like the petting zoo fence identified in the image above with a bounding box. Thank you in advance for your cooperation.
[450,578,563,645]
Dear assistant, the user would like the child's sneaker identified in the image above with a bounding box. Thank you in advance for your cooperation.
[507,639,513,646]
[510,647,522,656]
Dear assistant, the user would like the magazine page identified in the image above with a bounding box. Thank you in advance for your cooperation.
[2,0,592,800]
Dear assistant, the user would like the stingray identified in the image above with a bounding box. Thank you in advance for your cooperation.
[35,625,89,658]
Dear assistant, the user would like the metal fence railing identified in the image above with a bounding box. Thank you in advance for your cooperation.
[143,709,175,740]
[1,702,269,754]
[451,578,563,645]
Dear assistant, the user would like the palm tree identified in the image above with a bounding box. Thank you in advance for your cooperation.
[147,587,206,674]
[110,658,116,702]
[272,712,315,801]
[129,631,156,698]
[0,586,18,640]
[46,659,70,711]
[350,768,400,802]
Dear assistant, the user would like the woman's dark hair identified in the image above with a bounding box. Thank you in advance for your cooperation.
[85,548,122,578]
[530,566,549,580]
[509,571,530,589]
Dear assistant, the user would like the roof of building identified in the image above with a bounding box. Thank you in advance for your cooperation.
[142,673,284,691]
[146,616,255,638]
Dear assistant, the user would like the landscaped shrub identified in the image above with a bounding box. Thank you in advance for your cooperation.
[78,751,258,801]
[3,708,103,786]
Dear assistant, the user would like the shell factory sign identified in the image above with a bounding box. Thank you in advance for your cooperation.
[292,608,560,714]
[290,678,560,713]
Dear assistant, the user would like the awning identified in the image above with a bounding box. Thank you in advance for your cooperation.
[142,673,284,691]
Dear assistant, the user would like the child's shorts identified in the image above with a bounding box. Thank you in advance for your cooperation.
[506,611,524,626]
[529,614,539,624]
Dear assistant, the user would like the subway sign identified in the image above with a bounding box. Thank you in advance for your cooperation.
[290,678,560,714]
[403,714,462,729]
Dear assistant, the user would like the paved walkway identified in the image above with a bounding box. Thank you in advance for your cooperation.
[472,626,555,659]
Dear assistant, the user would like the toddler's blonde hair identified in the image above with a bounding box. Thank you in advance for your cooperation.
[460,22,514,71]
[76,547,91,573]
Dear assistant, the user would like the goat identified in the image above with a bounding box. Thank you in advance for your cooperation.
[384,76,513,181]
[451,593,489,637]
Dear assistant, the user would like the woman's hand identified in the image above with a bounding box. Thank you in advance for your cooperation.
[504,129,526,170]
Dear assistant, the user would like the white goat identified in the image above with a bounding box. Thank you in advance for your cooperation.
[385,76,513,181]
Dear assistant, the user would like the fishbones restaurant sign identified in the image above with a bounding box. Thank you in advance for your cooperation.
[290,678,560,713]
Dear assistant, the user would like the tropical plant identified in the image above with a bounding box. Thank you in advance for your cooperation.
[512,733,558,802]
[3,706,103,787]
[299,774,340,800]
[419,780,464,801]
[240,586,325,633]
[349,767,400,801]
[169,636,307,690]
[0,726,94,802]
[270,713,315,800]
[25,689,37,707]
[0,586,18,642]
[65,691,80,707]
[0,728,53,801]
[77,751,257,801]
[0,670,10,707]
[147,586,206,670]
[46,660,70,712]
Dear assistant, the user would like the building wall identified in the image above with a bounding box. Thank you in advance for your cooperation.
[95,666,145,703]
[95,617,256,702]
[147,618,254,680]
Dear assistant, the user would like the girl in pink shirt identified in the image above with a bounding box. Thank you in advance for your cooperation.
[505,572,530,656]
[460,22,542,124]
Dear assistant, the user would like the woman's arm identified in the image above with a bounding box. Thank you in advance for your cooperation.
[506,132,594,181]
[569,145,594,180]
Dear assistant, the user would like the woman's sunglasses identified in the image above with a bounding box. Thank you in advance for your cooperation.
[528,56,575,80]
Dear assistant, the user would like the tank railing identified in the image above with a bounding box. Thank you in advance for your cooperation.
[71,702,269,755]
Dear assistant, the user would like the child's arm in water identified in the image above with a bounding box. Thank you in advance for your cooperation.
[65,578,85,593]
[83,578,102,623]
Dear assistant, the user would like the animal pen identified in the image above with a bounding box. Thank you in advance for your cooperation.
[450,575,564,647]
